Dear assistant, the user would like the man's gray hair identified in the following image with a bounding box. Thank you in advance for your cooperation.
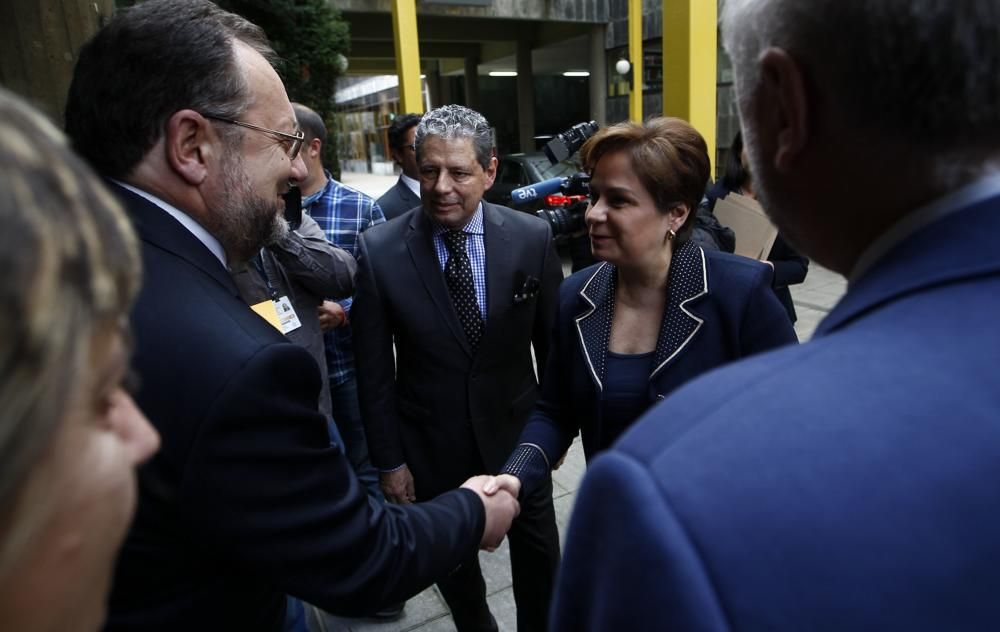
[722,0,1000,167]
[414,105,495,170]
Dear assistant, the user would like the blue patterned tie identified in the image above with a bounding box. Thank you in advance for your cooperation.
[443,230,484,349]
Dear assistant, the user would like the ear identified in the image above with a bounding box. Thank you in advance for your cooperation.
[668,202,691,233]
[306,137,321,160]
[755,47,810,173]
[483,155,498,190]
[163,109,214,186]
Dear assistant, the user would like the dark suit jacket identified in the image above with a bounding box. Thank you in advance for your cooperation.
[107,187,484,632]
[519,241,797,476]
[353,202,563,499]
[376,176,421,221]
[767,233,809,322]
[551,191,1000,630]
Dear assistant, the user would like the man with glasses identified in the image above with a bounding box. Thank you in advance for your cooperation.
[378,113,423,220]
[64,2,520,630]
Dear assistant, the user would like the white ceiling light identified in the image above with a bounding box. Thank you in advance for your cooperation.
[488,71,518,77]
[563,71,590,77]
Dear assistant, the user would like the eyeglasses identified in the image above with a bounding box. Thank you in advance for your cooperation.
[204,115,304,159]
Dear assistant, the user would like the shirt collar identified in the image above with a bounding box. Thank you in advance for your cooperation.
[400,172,421,198]
[850,172,1000,284]
[431,203,484,237]
[301,170,333,209]
[113,180,228,268]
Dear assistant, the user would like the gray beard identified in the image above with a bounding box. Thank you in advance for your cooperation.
[213,152,286,265]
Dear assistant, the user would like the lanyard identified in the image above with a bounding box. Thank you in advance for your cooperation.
[251,250,279,300]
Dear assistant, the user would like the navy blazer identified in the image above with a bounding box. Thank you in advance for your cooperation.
[519,241,797,473]
[551,190,1000,631]
[376,176,421,221]
[107,187,484,631]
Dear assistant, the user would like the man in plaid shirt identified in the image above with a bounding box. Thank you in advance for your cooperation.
[293,104,387,504]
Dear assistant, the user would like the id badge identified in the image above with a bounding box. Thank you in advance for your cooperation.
[273,295,302,334]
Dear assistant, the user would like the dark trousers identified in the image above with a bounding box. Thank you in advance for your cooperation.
[329,376,384,501]
[436,475,560,632]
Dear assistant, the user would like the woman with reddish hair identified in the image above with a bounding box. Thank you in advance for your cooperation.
[488,117,796,498]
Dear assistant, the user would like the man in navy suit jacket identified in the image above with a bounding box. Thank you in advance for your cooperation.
[377,113,423,220]
[64,2,518,630]
[552,1,1000,630]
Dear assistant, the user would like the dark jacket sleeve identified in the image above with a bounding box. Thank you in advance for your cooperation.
[182,341,483,614]
[511,280,582,492]
[267,213,357,299]
[767,234,809,289]
[352,231,406,471]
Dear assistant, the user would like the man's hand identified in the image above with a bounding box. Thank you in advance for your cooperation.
[482,474,522,499]
[317,300,348,332]
[380,466,416,504]
[462,475,520,551]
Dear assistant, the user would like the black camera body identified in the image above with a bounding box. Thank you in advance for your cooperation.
[533,173,590,238]
[543,120,600,164]
[510,120,599,239]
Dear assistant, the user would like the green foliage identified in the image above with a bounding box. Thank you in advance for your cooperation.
[215,0,350,178]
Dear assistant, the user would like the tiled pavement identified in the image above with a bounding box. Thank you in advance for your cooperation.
[308,173,848,632]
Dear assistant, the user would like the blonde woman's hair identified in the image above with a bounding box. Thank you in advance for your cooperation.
[0,87,141,576]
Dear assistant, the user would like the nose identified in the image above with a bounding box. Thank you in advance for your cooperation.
[585,200,605,227]
[109,389,160,465]
[289,152,308,183]
[433,171,454,194]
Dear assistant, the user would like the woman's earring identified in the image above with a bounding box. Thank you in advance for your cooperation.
[667,228,677,241]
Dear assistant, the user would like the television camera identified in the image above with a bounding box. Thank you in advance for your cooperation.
[509,120,599,238]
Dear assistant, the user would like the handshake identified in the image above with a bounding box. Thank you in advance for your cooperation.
[382,467,524,551]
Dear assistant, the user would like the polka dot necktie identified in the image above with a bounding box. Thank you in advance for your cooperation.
[443,230,484,350]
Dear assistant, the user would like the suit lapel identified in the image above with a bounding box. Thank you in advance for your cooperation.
[405,210,473,356]
[575,263,614,392]
[483,203,513,330]
[649,241,708,379]
[114,183,240,297]
[575,242,708,390]
[401,179,421,209]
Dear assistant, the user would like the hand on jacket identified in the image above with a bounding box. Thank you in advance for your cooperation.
[462,475,520,551]
[317,300,348,331]
[380,466,415,504]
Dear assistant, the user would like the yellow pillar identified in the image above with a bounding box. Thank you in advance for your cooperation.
[662,0,717,172]
[628,0,643,122]
[391,0,424,114]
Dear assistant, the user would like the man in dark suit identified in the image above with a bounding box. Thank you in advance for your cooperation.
[63,2,518,630]
[376,112,422,220]
[550,1,1000,630]
[354,104,563,631]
